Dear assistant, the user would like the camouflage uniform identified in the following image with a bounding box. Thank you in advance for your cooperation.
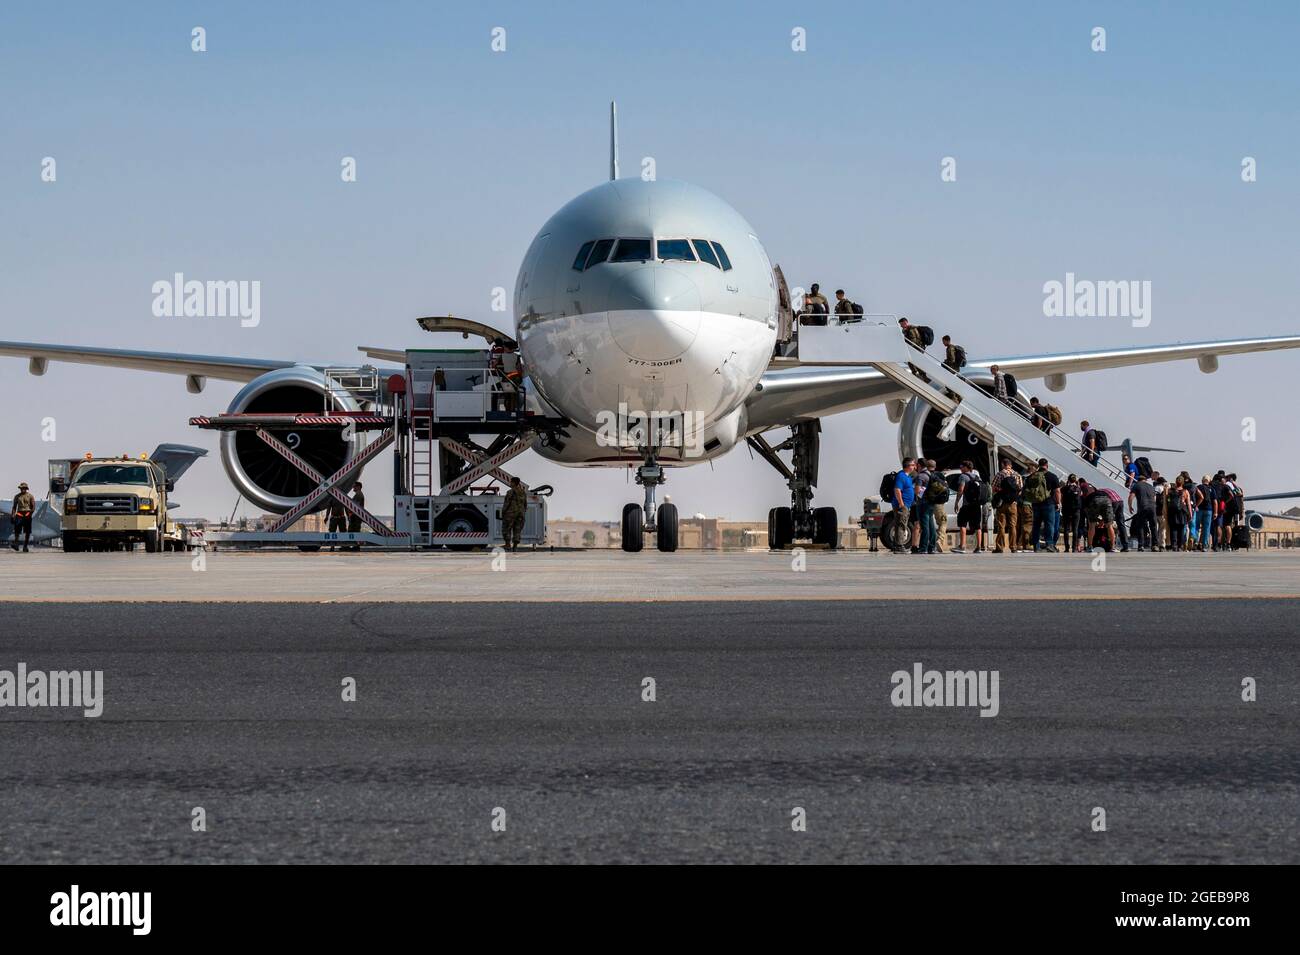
[11,488,36,551]
[502,483,527,550]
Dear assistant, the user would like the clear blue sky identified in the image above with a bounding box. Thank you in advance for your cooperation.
[4,1,1298,519]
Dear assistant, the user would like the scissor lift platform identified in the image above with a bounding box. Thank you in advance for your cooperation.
[190,411,412,550]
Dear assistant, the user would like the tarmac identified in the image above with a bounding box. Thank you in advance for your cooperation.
[1,598,1297,864]
[0,548,1297,602]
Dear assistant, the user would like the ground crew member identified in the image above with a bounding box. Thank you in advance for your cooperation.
[11,482,36,552]
[991,459,1022,553]
[346,483,365,549]
[434,366,447,391]
[326,494,347,551]
[502,476,528,551]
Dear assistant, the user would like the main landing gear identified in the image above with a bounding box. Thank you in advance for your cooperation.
[621,455,678,553]
[747,419,838,551]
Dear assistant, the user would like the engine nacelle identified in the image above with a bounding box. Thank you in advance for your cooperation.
[897,375,1037,473]
[220,366,360,513]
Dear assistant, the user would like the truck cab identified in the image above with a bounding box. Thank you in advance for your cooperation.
[56,456,179,552]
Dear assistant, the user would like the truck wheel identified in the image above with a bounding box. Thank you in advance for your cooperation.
[144,530,160,553]
[63,534,80,553]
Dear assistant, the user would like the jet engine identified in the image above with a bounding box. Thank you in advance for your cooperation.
[896,374,1038,472]
[219,366,360,513]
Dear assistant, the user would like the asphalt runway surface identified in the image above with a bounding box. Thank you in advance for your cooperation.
[2,599,1297,864]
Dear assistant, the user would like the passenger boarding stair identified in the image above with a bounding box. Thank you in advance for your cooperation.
[811,320,1131,496]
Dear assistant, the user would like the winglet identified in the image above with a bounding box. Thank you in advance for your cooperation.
[609,100,619,181]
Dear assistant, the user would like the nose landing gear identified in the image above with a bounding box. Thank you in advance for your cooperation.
[747,419,838,551]
[620,456,678,552]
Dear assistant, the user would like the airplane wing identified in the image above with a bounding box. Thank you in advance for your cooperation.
[748,334,1300,431]
[0,341,301,383]
[148,443,209,482]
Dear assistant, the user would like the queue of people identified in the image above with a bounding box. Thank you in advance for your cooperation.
[881,457,1249,555]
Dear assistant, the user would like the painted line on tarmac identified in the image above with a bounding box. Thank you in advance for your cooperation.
[1,593,1298,604]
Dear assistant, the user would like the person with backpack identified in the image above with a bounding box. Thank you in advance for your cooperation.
[833,289,863,322]
[1194,475,1216,552]
[1079,420,1105,466]
[1152,475,1167,551]
[941,335,967,373]
[990,458,1022,553]
[1059,475,1080,553]
[990,364,1009,404]
[1023,458,1061,552]
[1221,473,1244,550]
[898,317,931,351]
[1082,481,1117,551]
[1127,472,1158,551]
[1166,475,1191,552]
[920,460,949,554]
[887,458,918,554]
[1016,471,1034,551]
[954,460,985,553]
[927,459,949,552]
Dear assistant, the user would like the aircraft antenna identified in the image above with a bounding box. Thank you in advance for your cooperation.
[609,100,619,180]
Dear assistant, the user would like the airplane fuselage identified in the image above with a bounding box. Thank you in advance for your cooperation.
[514,179,778,466]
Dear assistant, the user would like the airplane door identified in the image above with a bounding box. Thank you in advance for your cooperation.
[772,264,796,357]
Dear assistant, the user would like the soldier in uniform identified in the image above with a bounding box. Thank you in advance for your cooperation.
[800,283,829,325]
[501,476,527,552]
[326,494,347,551]
[11,482,36,552]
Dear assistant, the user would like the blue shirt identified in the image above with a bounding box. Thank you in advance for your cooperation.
[894,471,915,507]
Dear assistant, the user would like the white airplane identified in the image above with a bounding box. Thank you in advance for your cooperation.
[5,104,1299,551]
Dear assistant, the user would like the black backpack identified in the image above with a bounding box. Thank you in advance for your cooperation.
[971,477,992,505]
[1227,486,1244,517]
[851,302,864,318]
[1090,429,1108,452]
[998,474,1021,504]
[880,471,900,500]
[951,344,967,368]
[1003,373,1018,398]
[917,325,935,347]
[1134,456,1153,478]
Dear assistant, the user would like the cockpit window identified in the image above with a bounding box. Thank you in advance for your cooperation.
[691,239,720,268]
[711,242,733,271]
[584,238,615,269]
[610,238,653,262]
[656,239,695,262]
[572,240,596,271]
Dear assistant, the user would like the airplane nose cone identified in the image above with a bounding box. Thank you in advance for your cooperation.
[607,267,701,361]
